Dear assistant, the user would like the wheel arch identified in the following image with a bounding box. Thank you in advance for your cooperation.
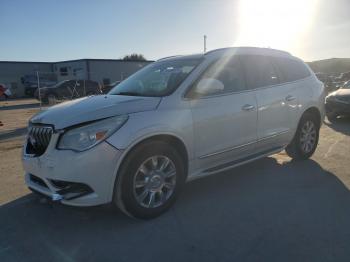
[123,134,189,175]
[300,106,322,128]
[111,133,190,209]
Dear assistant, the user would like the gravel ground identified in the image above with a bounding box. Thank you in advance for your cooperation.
[0,99,350,262]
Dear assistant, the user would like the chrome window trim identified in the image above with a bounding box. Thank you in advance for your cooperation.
[181,54,312,101]
[183,75,311,101]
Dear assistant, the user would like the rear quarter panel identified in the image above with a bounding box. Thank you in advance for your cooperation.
[296,75,325,127]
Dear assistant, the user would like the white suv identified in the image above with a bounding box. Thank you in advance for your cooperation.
[22,47,325,219]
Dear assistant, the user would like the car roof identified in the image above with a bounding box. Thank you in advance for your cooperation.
[157,47,294,62]
[206,46,292,57]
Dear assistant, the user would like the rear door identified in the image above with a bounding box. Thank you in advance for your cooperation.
[188,56,258,172]
[240,55,299,151]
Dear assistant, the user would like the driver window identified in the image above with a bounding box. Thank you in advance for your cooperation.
[188,56,246,98]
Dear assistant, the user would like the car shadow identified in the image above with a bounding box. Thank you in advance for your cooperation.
[324,116,350,136]
[1,157,350,261]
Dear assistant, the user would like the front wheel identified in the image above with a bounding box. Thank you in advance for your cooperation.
[285,113,320,160]
[114,141,185,219]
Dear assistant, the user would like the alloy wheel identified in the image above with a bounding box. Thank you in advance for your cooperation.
[300,120,317,153]
[133,155,177,208]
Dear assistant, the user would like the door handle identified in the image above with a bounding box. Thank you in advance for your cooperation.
[285,95,296,101]
[242,104,255,111]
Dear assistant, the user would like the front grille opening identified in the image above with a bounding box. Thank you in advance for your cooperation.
[30,174,48,188]
[50,179,70,189]
[26,125,53,156]
[49,179,94,200]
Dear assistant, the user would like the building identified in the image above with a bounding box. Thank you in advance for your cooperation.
[0,59,153,97]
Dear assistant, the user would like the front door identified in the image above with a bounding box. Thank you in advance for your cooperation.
[187,56,258,172]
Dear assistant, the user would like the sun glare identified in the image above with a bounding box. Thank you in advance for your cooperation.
[236,0,318,54]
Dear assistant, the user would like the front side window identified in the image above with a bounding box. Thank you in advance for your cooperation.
[109,58,202,97]
[240,55,279,89]
[187,56,246,98]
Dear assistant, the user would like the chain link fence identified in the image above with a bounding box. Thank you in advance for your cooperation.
[33,71,125,106]
[0,60,151,106]
[0,71,126,106]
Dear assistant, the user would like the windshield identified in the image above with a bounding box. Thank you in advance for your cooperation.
[109,58,203,97]
[49,80,69,88]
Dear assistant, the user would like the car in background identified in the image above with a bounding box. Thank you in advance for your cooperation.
[0,83,12,99]
[315,72,334,93]
[22,74,57,97]
[325,81,350,121]
[34,80,102,103]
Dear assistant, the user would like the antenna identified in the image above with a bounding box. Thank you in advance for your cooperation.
[203,35,207,53]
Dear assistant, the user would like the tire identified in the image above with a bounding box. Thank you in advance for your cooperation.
[114,140,186,219]
[285,113,320,160]
[47,93,57,105]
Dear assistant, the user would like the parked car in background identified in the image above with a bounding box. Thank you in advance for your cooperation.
[0,83,11,99]
[23,47,325,219]
[325,81,350,121]
[339,71,350,82]
[22,74,57,97]
[34,80,102,103]
[101,80,121,94]
[315,72,334,93]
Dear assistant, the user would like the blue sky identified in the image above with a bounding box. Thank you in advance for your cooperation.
[1,0,349,62]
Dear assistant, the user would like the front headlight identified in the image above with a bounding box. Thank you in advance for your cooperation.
[57,115,128,151]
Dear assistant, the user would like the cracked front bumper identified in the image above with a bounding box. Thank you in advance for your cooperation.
[22,135,122,206]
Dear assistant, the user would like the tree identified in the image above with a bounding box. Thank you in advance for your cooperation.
[122,53,146,61]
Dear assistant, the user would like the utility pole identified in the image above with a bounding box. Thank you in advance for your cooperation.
[36,71,42,110]
[203,35,207,53]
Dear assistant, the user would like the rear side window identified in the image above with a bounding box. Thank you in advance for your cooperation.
[240,55,279,89]
[271,57,310,82]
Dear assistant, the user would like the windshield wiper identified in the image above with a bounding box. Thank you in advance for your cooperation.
[114,91,142,96]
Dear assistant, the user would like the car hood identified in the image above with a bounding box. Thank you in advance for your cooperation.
[330,88,350,97]
[30,95,161,129]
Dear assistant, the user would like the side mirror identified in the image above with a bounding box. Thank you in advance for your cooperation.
[194,78,224,95]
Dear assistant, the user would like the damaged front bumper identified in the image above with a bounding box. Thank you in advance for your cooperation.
[22,135,122,206]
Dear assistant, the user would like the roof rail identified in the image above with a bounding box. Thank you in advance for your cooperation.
[157,55,182,61]
[205,47,233,55]
[205,47,291,56]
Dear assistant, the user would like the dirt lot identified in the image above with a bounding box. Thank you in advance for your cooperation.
[0,99,41,204]
[1,99,350,262]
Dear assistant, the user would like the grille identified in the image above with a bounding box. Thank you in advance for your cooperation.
[26,125,53,156]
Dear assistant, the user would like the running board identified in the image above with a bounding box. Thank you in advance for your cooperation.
[196,146,284,178]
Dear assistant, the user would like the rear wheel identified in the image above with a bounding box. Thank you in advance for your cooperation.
[285,113,320,160]
[114,141,185,219]
[47,93,57,105]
